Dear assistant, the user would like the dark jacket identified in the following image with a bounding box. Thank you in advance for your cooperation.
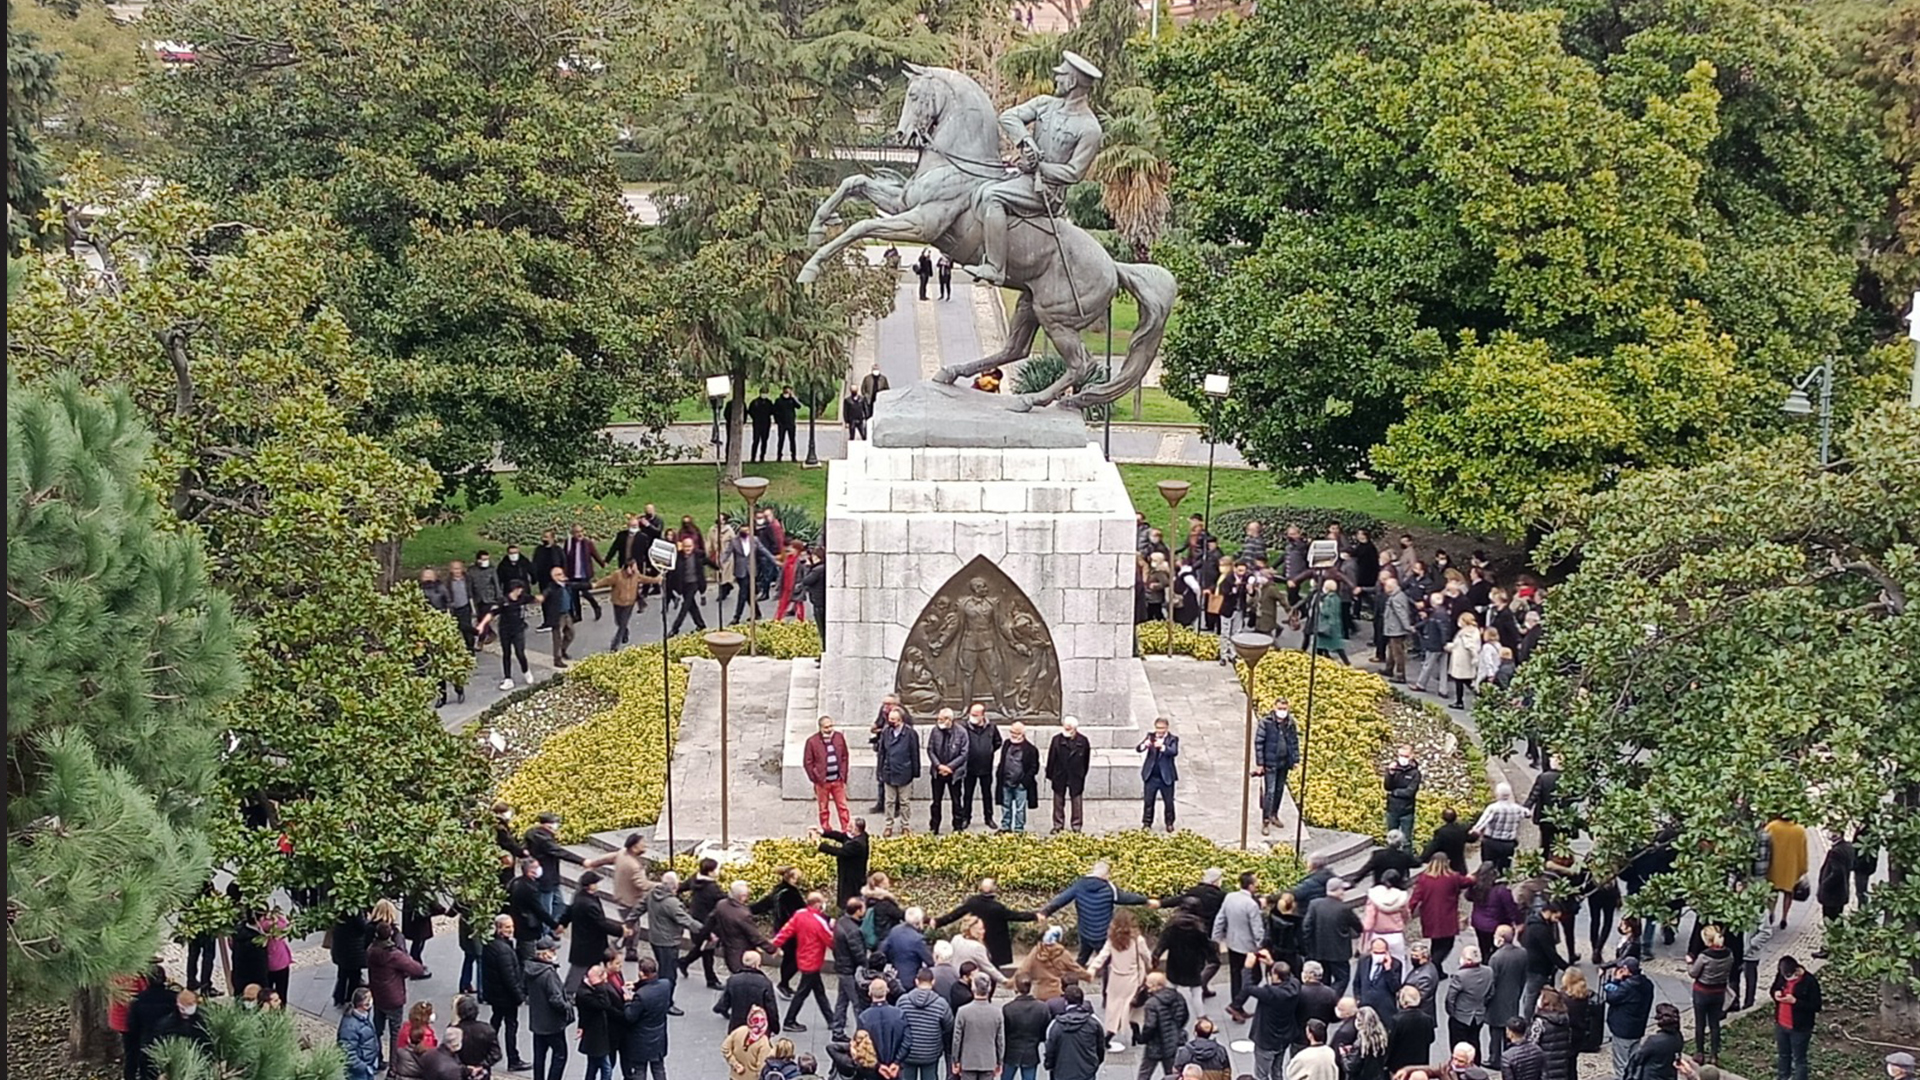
[496,554,538,595]
[1770,969,1821,1031]
[1138,732,1180,785]
[1002,992,1051,1066]
[330,913,372,971]
[508,877,557,941]
[1522,913,1569,979]
[715,968,780,1034]
[1531,1008,1576,1080]
[750,883,808,944]
[1153,912,1214,988]
[1384,760,1422,818]
[881,923,934,986]
[1352,845,1421,887]
[1817,840,1856,909]
[1045,732,1091,795]
[680,875,725,923]
[454,1018,500,1070]
[481,934,527,1006]
[622,977,674,1062]
[800,558,826,612]
[337,1009,379,1080]
[523,824,566,887]
[1174,1034,1233,1075]
[1042,1005,1107,1079]
[1138,986,1191,1062]
[932,892,1037,968]
[1568,991,1603,1053]
[831,913,869,976]
[817,829,870,906]
[1302,895,1361,962]
[525,957,571,1035]
[539,580,575,626]
[926,722,969,779]
[561,889,627,967]
[1500,1039,1547,1080]
[860,1001,909,1067]
[1254,713,1299,772]
[576,981,622,1058]
[962,719,1002,773]
[415,1047,465,1080]
[1421,822,1473,875]
[1625,1028,1684,1080]
[1354,955,1403,1018]
[1245,976,1302,1051]
[1601,971,1654,1037]
[875,722,921,787]
[1387,1007,1437,1071]
[995,738,1041,805]
[897,987,953,1065]
[1041,875,1149,945]
[1488,942,1531,1026]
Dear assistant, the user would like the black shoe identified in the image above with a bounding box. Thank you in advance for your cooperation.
[666,1006,684,1017]
[507,1061,531,1073]
[870,803,886,813]
[706,980,725,991]
[778,986,793,998]
[785,1021,807,1032]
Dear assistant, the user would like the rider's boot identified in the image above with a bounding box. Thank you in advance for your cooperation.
[965,201,1010,285]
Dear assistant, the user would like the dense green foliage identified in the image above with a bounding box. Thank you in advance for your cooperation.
[6,378,244,997]
[7,170,498,934]
[1486,404,1919,992]
[6,3,59,251]
[144,0,685,505]
[1149,0,1901,536]
[145,999,345,1080]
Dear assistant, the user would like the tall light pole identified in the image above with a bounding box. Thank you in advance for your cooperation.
[1294,538,1340,860]
[1202,373,1230,532]
[706,374,731,527]
[650,538,681,859]
[704,630,746,846]
[733,476,770,655]
[803,382,821,469]
[1156,480,1190,656]
[1231,632,1272,850]
[1782,360,1834,467]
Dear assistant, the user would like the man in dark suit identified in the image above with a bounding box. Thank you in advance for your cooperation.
[772,386,801,462]
[931,879,1038,969]
[1136,716,1181,833]
[712,949,780,1035]
[746,390,776,462]
[816,819,870,908]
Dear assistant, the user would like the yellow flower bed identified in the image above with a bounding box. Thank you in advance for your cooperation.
[1134,627,1490,841]
[495,621,822,842]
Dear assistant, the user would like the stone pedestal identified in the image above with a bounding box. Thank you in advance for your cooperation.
[819,437,1144,730]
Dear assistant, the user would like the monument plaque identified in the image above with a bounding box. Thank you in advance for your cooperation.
[895,556,1061,722]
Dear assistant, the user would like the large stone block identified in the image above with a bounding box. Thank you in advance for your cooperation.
[956,452,1004,481]
[1026,486,1075,514]
[845,480,891,513]
[913,447,961,482]
[889,484,936,513]
[980,483,1027,515]
[953,518,1008,562]
[908,517,956,554]
[1072,485,1122,514]
[933,484,983,513]
[864,517,910,555]
[1007,519,1053,554]
[1048,450,1102,484]
[1062,588,1100,626]
[1055,518,1101,554]
[1079,551,1120,589]
[1098,587,1135,624]
[1001,449,1052,481]
[1100,518,1136,554]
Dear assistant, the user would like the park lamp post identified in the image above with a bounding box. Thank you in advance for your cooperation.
[733,475,770,655]
[704,630,746,846]
[1231,632,1272,850]
[649,537,682,860]
[1782,359,1834,467]
[804,381,823,469]
[1294,537,1340,860]
[1202,373,1230,533]
[1156,479,1190,657]
[707,374,731,525]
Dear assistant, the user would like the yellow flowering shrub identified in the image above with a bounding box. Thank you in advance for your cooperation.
[1135,621,1221,660]
[493,621,823,842]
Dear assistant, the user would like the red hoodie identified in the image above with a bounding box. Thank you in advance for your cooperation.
[768,907,835,973]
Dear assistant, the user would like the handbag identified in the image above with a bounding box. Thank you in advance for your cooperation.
[1206,593,1224,615]
[1791,876,1811,902]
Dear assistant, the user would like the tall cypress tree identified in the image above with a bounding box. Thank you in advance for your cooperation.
[6,376,245,998]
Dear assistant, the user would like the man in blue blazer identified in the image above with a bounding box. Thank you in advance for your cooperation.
[1137,716,1181,832]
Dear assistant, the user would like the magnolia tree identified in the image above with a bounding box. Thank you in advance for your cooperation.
[1487,403,1919,1026]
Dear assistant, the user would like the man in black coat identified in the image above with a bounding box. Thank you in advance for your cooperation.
[746,390,776,462]
[1252,702,1300,835]
[1302,881,1362,994]
[772,386,801,462]
[1242,959,1303,1080]
[714,950,781,1035]
[925,709,969,835]
[704,881,775,975]
[522,813,568,920]
[560,871,629,995]
[958,705,1002,830]
[994,722,1043,833]
[932,879,1039,969]
[479,915,531,1072]
[539,566,577,667]
[1421,807,1473,875]
[829,896,871,1039]
[677,858,726,989]
[1002,976,1053,1076]
[1162,868,1229,995]
[1524,768,1563,854]
[799,547,826,639]
[1384,745,1422,842]
[816,819,870,907]
[1045,717,1092,834]
[507,859,559,960]
[622,958,675,1076]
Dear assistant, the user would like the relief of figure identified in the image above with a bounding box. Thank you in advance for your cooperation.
[896,557,1061,722]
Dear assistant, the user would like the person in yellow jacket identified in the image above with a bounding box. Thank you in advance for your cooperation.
[1764,815,1809,926]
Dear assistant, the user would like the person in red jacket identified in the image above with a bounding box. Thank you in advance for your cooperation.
[769,891,837,1033]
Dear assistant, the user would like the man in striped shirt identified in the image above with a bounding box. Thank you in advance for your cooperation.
[1470,783,1526,872]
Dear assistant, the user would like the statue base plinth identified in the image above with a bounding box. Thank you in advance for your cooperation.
[816,437,1151,745]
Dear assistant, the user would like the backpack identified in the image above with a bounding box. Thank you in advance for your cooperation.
[860,908,878,950]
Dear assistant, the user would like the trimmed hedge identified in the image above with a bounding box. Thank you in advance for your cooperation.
[482,504,629,548]
[490,621,823,841]
[1210,505,1386,544]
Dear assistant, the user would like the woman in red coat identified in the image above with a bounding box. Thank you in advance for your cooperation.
[766,891,837,1031]
[775,539,807,621]
[1408,853,1475,970]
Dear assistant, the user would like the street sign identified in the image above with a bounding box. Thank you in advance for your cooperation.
[648,538,678,573]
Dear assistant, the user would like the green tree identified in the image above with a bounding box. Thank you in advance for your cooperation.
[7,376,245,1000]
[143,0,684,507]
[1856,0,1918,303]
[1147,0,1896,533]
[1090,84,1171,261]
[632,0,938,474]
[8,0,158,175]
[1487,403,1920,1024]
[7,4,60,251]
[7,164,498,933]
[145,999,345,1080]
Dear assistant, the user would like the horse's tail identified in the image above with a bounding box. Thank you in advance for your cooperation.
[1064,261,1177,409]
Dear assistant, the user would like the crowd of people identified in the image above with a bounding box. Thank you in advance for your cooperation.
[415,506,828,697]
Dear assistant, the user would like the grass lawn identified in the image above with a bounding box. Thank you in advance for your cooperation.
[1718,975,1896,1080]
[403,463,1424,570]
[1115,386,1198,425]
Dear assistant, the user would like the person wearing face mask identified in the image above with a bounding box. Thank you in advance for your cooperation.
[508,858,560,961]
[496,544,535,597]
[1384,745,1422,842]
[337,988,380,1080]
[467,549,504,633]
[608,514,650,571]
[1253,700,1300,836]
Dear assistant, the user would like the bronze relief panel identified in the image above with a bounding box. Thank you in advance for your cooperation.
[895,555,1061,722]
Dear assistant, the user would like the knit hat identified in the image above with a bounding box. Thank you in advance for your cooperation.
[1620,956,1640,973]
[1042,926,1064,945]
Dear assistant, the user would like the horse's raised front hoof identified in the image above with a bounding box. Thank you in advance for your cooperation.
[1006,395,1038,413]
[1057,392,1093,411]
[796,262,821,285]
